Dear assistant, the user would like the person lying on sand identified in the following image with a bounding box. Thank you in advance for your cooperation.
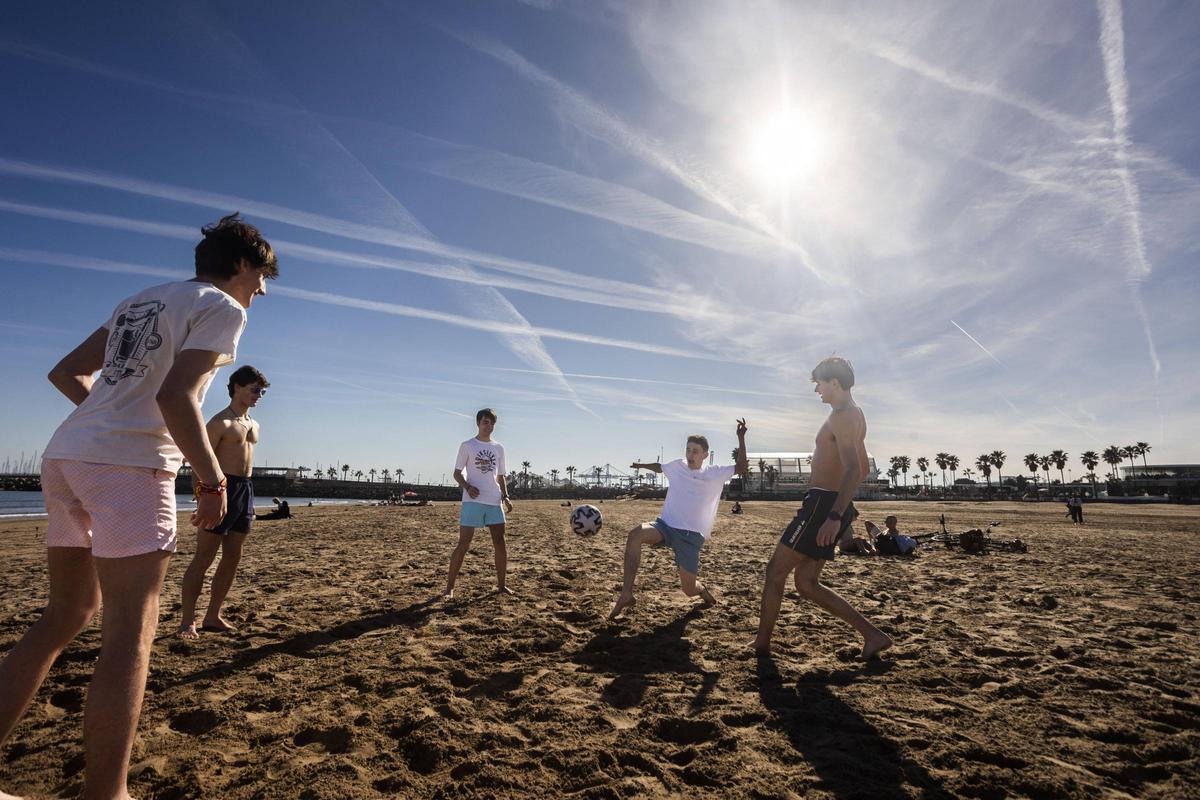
[754,357,893,661]
[838,520,879,556]
[609,419,749,620]
[442,408,514,598]
[178,365,270,639]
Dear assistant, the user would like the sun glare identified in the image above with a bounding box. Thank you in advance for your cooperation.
[744,109,829,188]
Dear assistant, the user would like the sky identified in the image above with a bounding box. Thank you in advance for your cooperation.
[1,0,1197,486]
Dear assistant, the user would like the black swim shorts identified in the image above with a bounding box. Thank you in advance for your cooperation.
[779,488,857,561]
[205,474,254,536]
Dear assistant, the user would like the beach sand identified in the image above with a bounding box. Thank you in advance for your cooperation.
[1,500,1197,798]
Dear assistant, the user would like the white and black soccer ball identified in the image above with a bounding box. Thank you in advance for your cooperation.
[569,504,603,536]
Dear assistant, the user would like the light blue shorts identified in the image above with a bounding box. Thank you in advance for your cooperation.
[650,517,704,576]
[460,501,505,528]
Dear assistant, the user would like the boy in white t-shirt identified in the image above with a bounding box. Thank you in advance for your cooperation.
[609,419,749,619]
[0,214,276,800]
[442,408,514,598]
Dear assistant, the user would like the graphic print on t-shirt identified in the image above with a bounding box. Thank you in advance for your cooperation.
[102,301,165,385]
[474,448,498,474]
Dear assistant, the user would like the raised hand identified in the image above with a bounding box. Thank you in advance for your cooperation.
[736,418,748,438]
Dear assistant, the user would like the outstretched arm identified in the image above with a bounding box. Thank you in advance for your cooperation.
[734,418,749,477]
[630,462,663,473]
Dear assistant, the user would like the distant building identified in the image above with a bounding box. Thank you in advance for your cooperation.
[740,452,886,499]
[1118,464,1200,493]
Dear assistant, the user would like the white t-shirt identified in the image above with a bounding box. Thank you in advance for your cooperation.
[659,459,737,539]
[455,437,507,506]
[44,280,247,474]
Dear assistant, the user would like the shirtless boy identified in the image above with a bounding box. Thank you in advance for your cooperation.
[754,357,892,659]
[0,213,275,800]
[443,409,514,598]
[610,419,749,619]
[177,365,269,639]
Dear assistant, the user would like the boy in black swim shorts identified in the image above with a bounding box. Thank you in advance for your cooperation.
[177,365,269,639]
[780,488,858,561]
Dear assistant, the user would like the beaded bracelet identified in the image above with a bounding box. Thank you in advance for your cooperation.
[194,477,228,500]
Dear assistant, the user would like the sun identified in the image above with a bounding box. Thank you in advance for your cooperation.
[744,109,829,187]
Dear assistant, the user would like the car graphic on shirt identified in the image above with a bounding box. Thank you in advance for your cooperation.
[101,301,165,385]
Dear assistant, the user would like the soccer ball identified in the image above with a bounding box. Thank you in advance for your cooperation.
[569,504,603,536]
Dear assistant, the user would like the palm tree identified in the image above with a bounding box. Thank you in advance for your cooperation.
[886,466,899,487]
[521,461,532,490]
[946,454,960,486]
[297,466,309,479]
[896,455,911,489]
[975,455,992,488]
[1038,455,1052,488]
[766,465,778,490]
[1023,453,1041,488]
[395,468,404,484]
[354,469,363,482]
[758,459,768,491]
[1122,445,1138,474]
[327,466,336,481]
[592,466,602,486]
[1049,450,1068,486]
[1080,451,1099,497]
[550,468,559,486]
[566,466,576,484]
[382,468,390,483]
[341,464,350,481]
[917,457,930,489]
[935,452,950,488]
[1102,446,1125,481]
[1135,442,1151,469]
[990,450,1006,489]
[368,468,377,483]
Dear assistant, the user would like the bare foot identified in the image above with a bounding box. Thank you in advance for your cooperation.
[496,585,515,596]
[699,586,717,606]
[861,632,893,660]
[440,589,454,600]
[200,616,236,633]
[608,593,635,620]
[750,639,771,657]
[177,621,199,640]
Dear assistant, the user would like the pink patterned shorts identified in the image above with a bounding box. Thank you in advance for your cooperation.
[41,458,178,558]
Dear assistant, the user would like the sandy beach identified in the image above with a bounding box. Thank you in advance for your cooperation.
[1,499,1196,799]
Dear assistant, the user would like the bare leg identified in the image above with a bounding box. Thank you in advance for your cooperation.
[203,532,246,630]
[85,549,171,800]
[609,524,663,619]
[0,547,100,749]
[678,568,716,606]
[488,524,513,594]
[177,531,221,639]
[754,544,801,654]
[791,556,893,659]
[443,526,475,598]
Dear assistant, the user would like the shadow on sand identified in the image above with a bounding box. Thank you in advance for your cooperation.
[573,607,717,711]
[169,597,441,687]
[756,657,952,799]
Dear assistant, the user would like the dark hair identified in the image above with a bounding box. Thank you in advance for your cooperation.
[228,365,269,397]
[195,213,278,280]
[476,408,497,424]
[686,434,710,453]
[811,356,855,389]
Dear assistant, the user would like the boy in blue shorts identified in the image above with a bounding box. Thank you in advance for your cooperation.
[442,408,514,598]
[609,419,748,619]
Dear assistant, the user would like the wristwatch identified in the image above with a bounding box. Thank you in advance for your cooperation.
[826,510,843,521]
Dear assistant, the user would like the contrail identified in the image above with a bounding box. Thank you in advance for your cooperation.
[949,320,1004,367]
[0,248,740,363]
[1096,0,1162,383]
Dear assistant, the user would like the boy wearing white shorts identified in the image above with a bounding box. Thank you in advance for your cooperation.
[442,408,514,598]
[609,419,749,619]
[0,214,276,799]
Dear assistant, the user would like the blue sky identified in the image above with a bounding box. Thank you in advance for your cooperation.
[1,0,1197,485]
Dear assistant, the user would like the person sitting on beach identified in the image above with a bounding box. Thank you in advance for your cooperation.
[872,515,918,556]
[839,520,879,556]
[609,419,749,620]
[256,497,291,520]
[0,214,276,799]
[732,501,743,514]
[178,365,269,639]
[442,408,514,598]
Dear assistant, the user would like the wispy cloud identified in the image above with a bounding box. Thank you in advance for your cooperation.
[0,248,739,363]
